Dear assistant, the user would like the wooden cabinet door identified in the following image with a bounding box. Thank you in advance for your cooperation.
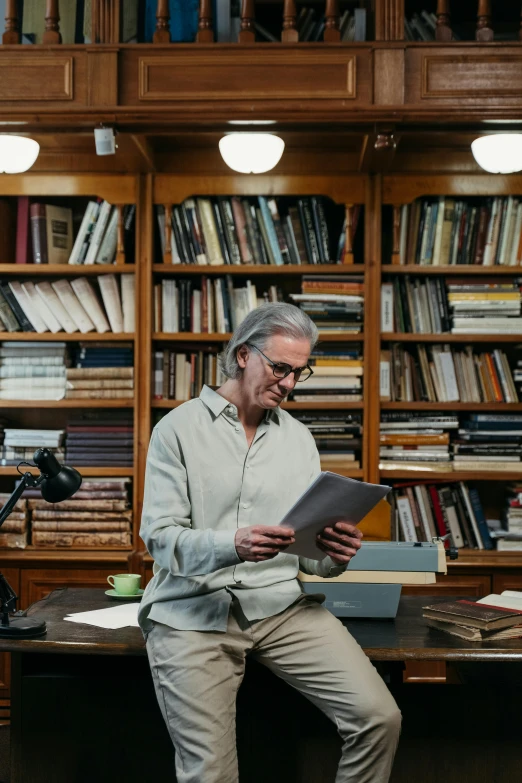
[20,568,122,607]
[493,574,522,594]
[402,574,491,598]
[0,568,19,706]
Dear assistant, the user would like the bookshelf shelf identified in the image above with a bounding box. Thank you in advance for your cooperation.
[380,470,522,481]
[0,333,135,342]
[320,467,363,478]
[151,399,365,410]
[153,332,363,342]
[0,265,136,276]
[382,266,522,276]
[0,400,135,408]
[381,402,522,411]
[0,467,134,477]
[381,333,522,343]
[152,264,365,276]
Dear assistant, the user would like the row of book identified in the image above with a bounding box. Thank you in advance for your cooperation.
[156,274,365,335]
[0,478,132,549]
[382,277,522,334]
[156,197,356,267]
[394,197,522,267]
[0,274,134,334]
[404,11,458,42]
[153,348,226,402]
[293,411,362,469]
[152,343,364,405]
[379,413,522,473]
[18,199,135,267]
[380,345,519,403]
[0,342,134,401]
[391,480,492,549]
[289,344,363,404]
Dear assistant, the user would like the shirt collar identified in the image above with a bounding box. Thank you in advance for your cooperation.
[199,385,281,423]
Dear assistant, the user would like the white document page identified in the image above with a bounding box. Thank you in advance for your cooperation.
[63,603,140,629]
[281,471,391,560]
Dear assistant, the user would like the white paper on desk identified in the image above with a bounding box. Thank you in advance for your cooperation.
[281,471,391,560]
[63,603,140,629]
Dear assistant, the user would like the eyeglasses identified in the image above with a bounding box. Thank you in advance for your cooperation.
[247,344,313,382]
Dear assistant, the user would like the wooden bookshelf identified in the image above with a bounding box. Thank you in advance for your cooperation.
[152,264,366,275]
[382,402,522,411]
[381,333,522,343]
[0,400,135,409]
[383,266,522,276]
[0,265,136,276]
[0,333,135,342]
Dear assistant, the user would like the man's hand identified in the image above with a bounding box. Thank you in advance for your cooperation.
[316,521,363,566]
[235,526,295,562]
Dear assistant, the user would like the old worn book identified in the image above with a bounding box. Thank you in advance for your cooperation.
[422,599,522,631]
[65,389,134,399]
[66,367,134,379]
[32,531,131,547]
[0,520,27,533]
[28,499,128,511]
[31,510,132,521]
[0,494,27,512]
[32,521,131,532]
[426,618,522,641]
[0,531,27,549]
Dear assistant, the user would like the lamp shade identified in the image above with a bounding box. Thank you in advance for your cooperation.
[219,133,285,174]
[33,448,82,502]
[0,136,39,174]
[471,134,522,174]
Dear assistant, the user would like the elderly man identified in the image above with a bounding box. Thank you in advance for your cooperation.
[139,302,401,783]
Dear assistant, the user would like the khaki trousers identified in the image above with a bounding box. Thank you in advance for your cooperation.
[146,595,401,783]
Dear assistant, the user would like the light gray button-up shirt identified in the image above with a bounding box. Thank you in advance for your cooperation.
[138,385,346,634]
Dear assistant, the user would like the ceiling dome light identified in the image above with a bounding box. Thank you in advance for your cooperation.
[471,134,522,174]
[0,136,39,174]
[219,133,285,174]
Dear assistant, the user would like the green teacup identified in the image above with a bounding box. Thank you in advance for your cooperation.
[107,573,141,595]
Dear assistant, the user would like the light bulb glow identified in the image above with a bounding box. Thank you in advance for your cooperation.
[219,133,285,174]
[471,134,522,174]
[0,136,39,174]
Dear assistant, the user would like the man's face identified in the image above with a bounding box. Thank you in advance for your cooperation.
[239,334,311,409]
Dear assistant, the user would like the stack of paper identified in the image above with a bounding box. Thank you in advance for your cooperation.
[64,603,140,629]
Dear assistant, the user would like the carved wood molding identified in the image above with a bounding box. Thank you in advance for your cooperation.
[422,54,522,99]
[0,56,73,101]
[138,53,357,101]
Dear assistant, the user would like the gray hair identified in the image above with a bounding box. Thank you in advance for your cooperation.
[220,302,318,380]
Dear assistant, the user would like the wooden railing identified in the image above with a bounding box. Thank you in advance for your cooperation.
[1,0,521,45]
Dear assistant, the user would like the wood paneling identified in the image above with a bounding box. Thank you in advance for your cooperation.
[20,569,125,606]
[402,575,491,598]
[138,52,358,102]
[0,55,73,102]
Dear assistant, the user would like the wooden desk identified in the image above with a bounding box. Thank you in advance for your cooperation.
[5,589,522,783]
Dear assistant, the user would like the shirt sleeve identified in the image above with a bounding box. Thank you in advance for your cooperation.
[140,427,241,577]
[298,429,348,579]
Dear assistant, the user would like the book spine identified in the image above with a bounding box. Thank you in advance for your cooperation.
[30,203,48,264]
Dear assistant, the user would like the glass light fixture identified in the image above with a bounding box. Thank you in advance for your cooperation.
[219,133,285,174]
[0,136,40,174]
[471,134,522,174]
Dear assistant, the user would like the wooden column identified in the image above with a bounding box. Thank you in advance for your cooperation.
[197,0,214,42]
[476,0,493,41]
[43,0,61,44]
[3,0,20,44]
[153,0,170,43]
[324,0,341,42]
[391,206,401,265]
[282,0,298,43]
[435,0,452,41]
[239,0,255,43]
[342,204,355,265]
[115,205,126,265]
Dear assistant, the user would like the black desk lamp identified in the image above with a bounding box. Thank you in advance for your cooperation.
[0,449,82,638]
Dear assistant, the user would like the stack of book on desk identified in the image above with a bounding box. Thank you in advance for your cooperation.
[423,592,522,641]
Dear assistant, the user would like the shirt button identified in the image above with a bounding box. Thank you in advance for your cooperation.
[235,427,240,433]
[242,502,250,509]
